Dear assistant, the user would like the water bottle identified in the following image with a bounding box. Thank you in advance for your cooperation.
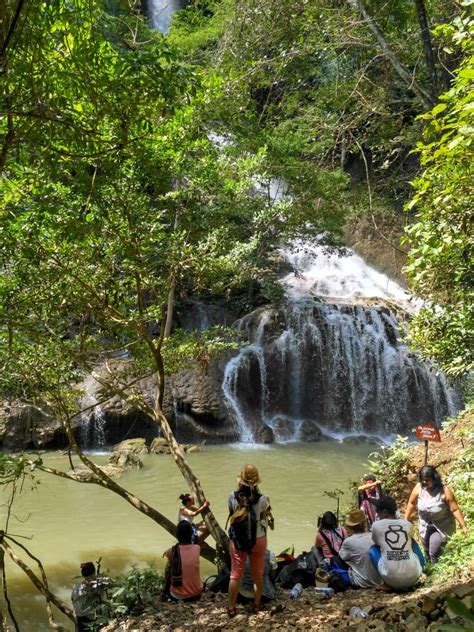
[350,606,369,619]
[314,587,335,597]
[289,582,303,599]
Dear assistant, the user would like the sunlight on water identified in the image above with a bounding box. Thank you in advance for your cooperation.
[1,443,372,630]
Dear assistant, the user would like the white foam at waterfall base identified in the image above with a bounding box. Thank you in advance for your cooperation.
[280,241,417,311]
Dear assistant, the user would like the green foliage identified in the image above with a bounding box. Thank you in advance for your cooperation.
[162,326,239,373]
[429,411,474,584]
[90,563,164,627]
[403,11,474,376]
[0,452,42,487]
[0,1,334,410]
[168,0,231,59]
[106,563,164,616]
[365,436,411,489]
[437,595,474,630]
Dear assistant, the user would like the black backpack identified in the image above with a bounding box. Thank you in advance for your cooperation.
[227,489,260,553]
[277,550,319,588]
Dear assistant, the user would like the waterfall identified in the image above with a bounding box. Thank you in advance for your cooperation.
[280,241,417,309]
[147,0,183,33]
[222,245,462,443]
[79,376,108,450]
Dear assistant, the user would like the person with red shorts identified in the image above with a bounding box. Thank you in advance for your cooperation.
[227,464,269,617]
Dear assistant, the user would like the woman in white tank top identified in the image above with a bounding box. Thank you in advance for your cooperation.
[178,494,209,543]
[405,465,468,563]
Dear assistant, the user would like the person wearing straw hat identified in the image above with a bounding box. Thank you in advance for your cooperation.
[338,509,381,589]
[226,464,270,617]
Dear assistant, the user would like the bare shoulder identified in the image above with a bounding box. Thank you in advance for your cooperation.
[443,485,455,499]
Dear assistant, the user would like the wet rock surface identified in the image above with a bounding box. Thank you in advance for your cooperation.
[100,578,474,631]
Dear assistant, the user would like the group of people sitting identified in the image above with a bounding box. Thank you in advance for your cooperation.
[71,463,469,628]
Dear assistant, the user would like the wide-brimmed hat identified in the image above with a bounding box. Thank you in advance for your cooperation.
[344,509,368,528]
[237,464,260,487]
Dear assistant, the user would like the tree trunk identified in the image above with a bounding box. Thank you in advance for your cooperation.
[346,0,435,108]
[87,361,230,565]
[153,406,230,566]
[1,536,75,623]
[163,281,175,338]
[56,419,220,564]
[413,0,438,97]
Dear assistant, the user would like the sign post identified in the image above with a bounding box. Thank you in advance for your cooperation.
[415,423,441,464]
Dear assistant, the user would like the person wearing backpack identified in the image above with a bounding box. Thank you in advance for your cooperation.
[226,464,270,617]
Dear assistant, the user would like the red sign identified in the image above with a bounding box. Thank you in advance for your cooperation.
[415,423,441,442]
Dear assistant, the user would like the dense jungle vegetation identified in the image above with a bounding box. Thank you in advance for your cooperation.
[0,0,472,626]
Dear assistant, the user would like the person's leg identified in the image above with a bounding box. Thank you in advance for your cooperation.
[412,540,425,569]
[428,529,445,563]
[76,617,93,632]
[197,521,209,542]
[228,541,246,615]
[369,544,381,570]
[249,536,266,611]
[421,525,434,560]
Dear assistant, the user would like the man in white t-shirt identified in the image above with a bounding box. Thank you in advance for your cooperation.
[370,496,425,591]
[339,509,381,589]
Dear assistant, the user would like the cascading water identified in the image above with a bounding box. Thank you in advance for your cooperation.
[222,244,462,443]
[79,375,108,450]
[147,0,183,33]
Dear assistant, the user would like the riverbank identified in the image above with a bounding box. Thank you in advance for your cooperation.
[100,577,474,631]
[100,407,473,631]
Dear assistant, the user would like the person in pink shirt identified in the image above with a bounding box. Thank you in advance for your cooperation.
[164,521,203,601]
[315,511,348,565]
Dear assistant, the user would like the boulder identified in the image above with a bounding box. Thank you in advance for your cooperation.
[108,450,144,470]
[112,438,148,455]
[342,435,381,446]
[0,401,66,450]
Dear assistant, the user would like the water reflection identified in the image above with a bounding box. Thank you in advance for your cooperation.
[1,442,373,630]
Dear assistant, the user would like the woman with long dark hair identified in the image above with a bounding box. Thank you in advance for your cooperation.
[405,465,468,563]
[315,511,347,562]
[164,520,203,601]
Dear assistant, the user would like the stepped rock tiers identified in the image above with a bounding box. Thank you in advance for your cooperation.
[0,244,461,451]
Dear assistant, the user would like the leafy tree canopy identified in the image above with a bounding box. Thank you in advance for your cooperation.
[403,11,474,376]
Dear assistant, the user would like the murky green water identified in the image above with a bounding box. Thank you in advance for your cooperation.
[1,441,374,630]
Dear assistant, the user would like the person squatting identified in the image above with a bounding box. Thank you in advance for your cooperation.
[72,463,468,625]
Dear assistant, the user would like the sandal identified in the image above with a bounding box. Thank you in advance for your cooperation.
[227,606,237,618]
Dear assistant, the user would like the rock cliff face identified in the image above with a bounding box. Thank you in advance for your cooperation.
[221,300,461,443]
[0,298,461,451]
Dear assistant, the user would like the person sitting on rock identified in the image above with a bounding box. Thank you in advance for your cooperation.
[178,493,209,543]
[164,520,204,601]
[71,562,109,632]
[369,495,425,592]
[239,549,278,604]
[315,511,348,568]
[357,474,383,527]
[338,509,381,589]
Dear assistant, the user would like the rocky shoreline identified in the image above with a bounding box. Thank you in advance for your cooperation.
[100,576,474,631]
